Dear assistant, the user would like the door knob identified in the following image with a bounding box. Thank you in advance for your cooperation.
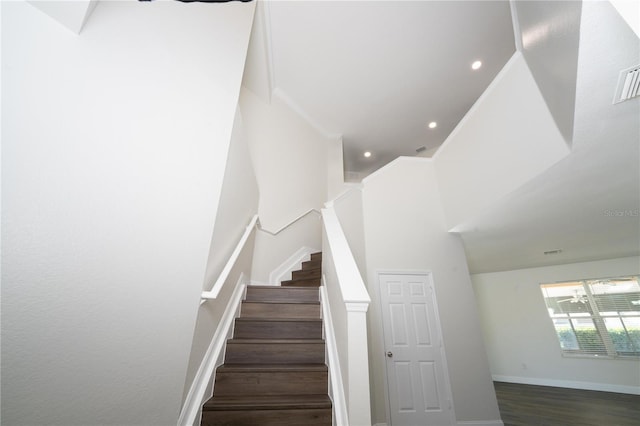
[386,351,393,358]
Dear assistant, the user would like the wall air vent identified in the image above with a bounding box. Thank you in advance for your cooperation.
[614,64,640,104]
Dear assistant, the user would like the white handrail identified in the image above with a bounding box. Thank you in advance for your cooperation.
[320,284,349,426]
[180,280,246,426]
[321,207,370,304]
[201,214,258,302]
[321,205,372,426]
[256,208,321,236]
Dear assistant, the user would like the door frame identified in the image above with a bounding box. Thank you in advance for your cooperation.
[376,270,456,426]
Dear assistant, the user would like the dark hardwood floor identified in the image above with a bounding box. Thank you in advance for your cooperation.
[494,381,640,426]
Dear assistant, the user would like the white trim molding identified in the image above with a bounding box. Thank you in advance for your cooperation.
[320,284,349,426]
[492,375,640,395]
[269,245,320,286]
[257,208,321,236]
[321,207,370,304]
[261,0,275,102]
[272,88,342,140]
[322,205,372,426]
[179,278,246,426]
[201,214,257,302]
[457,421,504,426]
[324,184,363,209]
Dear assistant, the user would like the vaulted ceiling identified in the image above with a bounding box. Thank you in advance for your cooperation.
[29,0,639,274]
[245,0,516,176]
[244,0,639,273]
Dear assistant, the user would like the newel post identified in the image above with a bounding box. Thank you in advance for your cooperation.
[346,302,372,426]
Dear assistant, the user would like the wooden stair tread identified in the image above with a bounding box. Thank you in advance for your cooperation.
[292,268,322,280]
[301,259,321,269]
[295,266,320,271]
[203,252,328,425]
[228,338,324,344]
[246,285,318,289]
[242,300,320,305]
[283,277,320,283]
[204,394,331,411]
[281,277,321,287]
[236,317,322,322]
[217,363,328,372]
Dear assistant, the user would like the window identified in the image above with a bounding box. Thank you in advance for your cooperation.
[540,276,640,358]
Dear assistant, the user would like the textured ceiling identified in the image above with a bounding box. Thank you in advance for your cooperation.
[243,0,639,274]
[456,0,640,273]
[266,0,515,176]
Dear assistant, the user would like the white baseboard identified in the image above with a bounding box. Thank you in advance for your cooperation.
[178,277,246,426]
[373,423,388,426]
[269,245,319,285]
[493,374,640,395]
[320,283,348,426]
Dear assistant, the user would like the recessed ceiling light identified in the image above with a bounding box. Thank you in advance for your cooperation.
[364,151,372,158]
[471,60,482,70]
[428,121,437,129]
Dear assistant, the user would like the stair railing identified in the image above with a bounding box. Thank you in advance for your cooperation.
[255,208,321,236]
[200,214,258,303]
[181,215,258,426]
[321,205,372,426]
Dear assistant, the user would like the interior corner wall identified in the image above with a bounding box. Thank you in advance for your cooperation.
[360,158,501,424]
[183,106,259,403]
[327,137,346,201]
[472,256,640,394]
[512,0,582,144]
[201,107,259,292]
[250,213,322,285]
[610,0,640,37]
[332,189,367,281]
[239,87,329,233]
[434,52,569,231]
[1,1,254,425]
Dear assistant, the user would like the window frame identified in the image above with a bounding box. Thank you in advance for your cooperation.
[540,276,640,359]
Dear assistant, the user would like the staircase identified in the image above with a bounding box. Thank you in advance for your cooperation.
[202,252,332,426]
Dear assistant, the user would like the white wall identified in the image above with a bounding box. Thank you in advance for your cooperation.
[1,1,254,425]
[182,107,259,403]
[512,0,582,143]
[361,158,501,424]
[609,0,640,38]
[472,256,640,394]
[332,188,367,281]
[250,212,322,285]
[240,86,332,279]
[434,52,569,231]
[202,108,259,292]
[239,87,329,233]
[27,0,98,34]
[327,136,346,201]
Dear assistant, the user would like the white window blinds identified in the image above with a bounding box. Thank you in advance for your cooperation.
[540,276,640,358]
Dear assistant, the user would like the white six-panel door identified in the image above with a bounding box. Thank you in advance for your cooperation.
[379,273,454,426]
